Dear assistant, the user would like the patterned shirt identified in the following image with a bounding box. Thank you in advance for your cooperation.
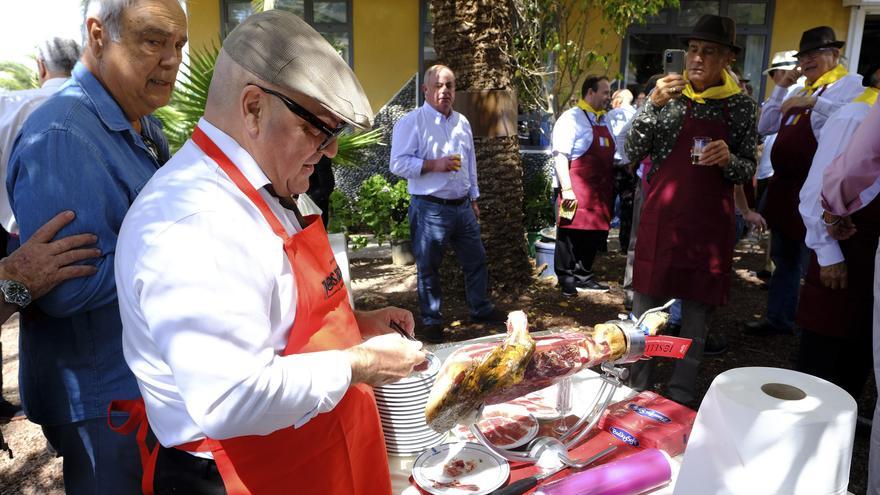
[625,93,757,184]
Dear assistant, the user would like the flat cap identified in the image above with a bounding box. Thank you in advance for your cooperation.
[223,10,373,129]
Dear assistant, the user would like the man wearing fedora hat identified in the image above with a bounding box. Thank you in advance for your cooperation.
[791,63,880,401]
[111,10,426,494]
[747,26,863,337]
[625,14,756,405]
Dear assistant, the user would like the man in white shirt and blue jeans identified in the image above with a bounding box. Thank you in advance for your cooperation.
[390,65,504,343]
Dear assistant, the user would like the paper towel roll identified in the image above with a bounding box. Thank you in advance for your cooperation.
[674,367,856,495]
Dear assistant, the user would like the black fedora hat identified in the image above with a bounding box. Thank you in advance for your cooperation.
[682,15,741,54]
[795,26,845,58]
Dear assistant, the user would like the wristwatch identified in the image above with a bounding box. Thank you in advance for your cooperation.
[0,280,31,308]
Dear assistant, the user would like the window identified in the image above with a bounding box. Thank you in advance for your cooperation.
[221,1,353,66]
[622,0,774,101]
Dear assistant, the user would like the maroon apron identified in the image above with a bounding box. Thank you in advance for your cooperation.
[796,197,880,337]
[763,86,827,241]
[633,99,735,306]
[557,113,616,231]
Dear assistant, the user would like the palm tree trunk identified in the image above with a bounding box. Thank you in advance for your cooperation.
[431,0,530,299]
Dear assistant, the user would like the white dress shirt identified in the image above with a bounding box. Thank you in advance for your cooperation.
[606,105,636,163]
[390,103,479,200]
[756,133,777,180]
[0,77,68,233]
[551,106,615,161]
[799,100,873,266]
[757,74,863,138]
[116,119,352,448]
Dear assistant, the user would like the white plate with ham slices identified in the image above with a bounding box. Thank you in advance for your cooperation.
[453,404,539,449]
[412,442,510,495]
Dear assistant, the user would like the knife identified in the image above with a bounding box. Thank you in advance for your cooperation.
[487,445,617,495]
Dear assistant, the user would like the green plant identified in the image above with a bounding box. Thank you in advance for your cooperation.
[0,61,38,91]
[353,174,410,247]
[522,172,554,231]
[327,189,355,234]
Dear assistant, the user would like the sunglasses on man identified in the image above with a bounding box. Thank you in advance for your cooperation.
[249,83,348,151]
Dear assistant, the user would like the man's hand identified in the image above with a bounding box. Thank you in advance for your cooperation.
[819,261,847,290]
[650,74,686,108]
[698,140,730,168]
[824,213,857,240]
[560,188,577,208]
[355,307,415,339]
[777,68,801,88]
[743,210,767,232]
[423,155,462,173]
[0,211,99,299]
[346,333,426,387]
[471,201,480,221]
[781,95,815,116]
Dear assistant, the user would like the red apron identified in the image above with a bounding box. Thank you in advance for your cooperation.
[796,196,880,337]
[108,126,390,495]
[557,114,616,230]
[633,99,735,306]
[763,86,827,241]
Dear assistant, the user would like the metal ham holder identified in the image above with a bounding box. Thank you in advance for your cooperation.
[466,300,676,469]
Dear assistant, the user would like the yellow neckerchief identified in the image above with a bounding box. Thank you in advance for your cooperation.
[577,99,606,118]
[803,64,848,96]
[852,87,879,106]
[681,69,741,104]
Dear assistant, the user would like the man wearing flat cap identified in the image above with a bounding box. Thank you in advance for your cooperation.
[112,10,425,494]
[625,14,756,405]
[747,26,863,338]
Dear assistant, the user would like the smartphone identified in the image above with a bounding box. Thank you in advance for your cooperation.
[664,49,686,75]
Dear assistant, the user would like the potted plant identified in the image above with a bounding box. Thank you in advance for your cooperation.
[352,174,413,265]
[522,172,554,257]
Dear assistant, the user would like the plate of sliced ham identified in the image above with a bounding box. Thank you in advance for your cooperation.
[412,442,509,495]
[453,404,539,449]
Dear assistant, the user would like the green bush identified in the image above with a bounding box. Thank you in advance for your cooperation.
[522,172,554,231]
[327,175,411,249]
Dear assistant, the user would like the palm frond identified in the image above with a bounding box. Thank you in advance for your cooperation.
[334,128,385,166]
[0,62,38,91]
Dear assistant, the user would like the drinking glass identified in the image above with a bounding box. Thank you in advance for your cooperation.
[554,377,572,435]
[692,136,712,165]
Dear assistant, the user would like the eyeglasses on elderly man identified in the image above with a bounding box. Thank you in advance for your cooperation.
[248,83,349,150]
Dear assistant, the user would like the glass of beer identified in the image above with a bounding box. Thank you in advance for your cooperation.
[692,137,711,165]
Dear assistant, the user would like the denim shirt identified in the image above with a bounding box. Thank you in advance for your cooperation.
[7,62,168,425]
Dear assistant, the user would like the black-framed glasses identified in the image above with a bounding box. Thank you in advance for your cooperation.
[249,83,348,151]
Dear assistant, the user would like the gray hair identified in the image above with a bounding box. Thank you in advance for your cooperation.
[83,0,184,42]
[37,38,82,74]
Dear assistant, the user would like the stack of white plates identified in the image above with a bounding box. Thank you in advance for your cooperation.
[375,353,446,455]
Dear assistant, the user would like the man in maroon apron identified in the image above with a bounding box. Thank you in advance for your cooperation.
[747,26,863,336]
[624,15,757,405]
[793,69,880,399]
[110,12,426,494]
[552,75,615,296]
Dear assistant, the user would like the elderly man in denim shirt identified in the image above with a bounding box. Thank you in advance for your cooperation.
[6,0,187,492]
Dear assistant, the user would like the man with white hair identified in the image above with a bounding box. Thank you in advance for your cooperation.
[112,10,425,494]
[0,36,81,420]
[7,0,187,492]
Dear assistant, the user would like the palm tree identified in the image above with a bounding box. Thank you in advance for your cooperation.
[430,0,531,295]
[0,62,39,91]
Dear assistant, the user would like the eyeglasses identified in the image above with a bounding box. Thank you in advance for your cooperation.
[248,83,348,151]
[797,47,834,62]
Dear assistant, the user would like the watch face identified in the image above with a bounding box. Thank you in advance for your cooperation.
[1,281,30,308]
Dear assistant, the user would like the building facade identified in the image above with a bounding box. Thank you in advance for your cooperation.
[186,0,878,111]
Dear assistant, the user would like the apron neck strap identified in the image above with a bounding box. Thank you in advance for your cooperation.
[191,126,290,242]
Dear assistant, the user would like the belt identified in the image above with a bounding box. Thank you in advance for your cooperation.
[415,195,468,206]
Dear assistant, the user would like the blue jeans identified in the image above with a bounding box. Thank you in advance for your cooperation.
[409,197,493,325]
[41,416,143,494]
[766,229,810,330]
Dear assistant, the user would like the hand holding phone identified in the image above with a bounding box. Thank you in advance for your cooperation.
[663,49,686,75]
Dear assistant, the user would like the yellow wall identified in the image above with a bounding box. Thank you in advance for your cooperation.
[765,0,851,94]
[185,0,222,51]
[353,0,420,112]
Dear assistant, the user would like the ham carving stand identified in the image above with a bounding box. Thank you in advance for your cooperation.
[466,300,679,470]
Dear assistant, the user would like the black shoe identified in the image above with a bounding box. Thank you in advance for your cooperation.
[471,307,508,324]
[0,399,22,420]
[743,320,792,336]
[576,280,610,293]
[703,334,728,356]
[420,324,445,344]
[561,288,578,298]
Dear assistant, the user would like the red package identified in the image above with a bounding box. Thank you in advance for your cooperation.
[597,391,696,456]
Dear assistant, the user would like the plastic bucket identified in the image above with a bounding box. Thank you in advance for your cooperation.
[535,240,556,278]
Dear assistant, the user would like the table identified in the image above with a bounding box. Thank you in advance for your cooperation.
[387,333,683,494]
